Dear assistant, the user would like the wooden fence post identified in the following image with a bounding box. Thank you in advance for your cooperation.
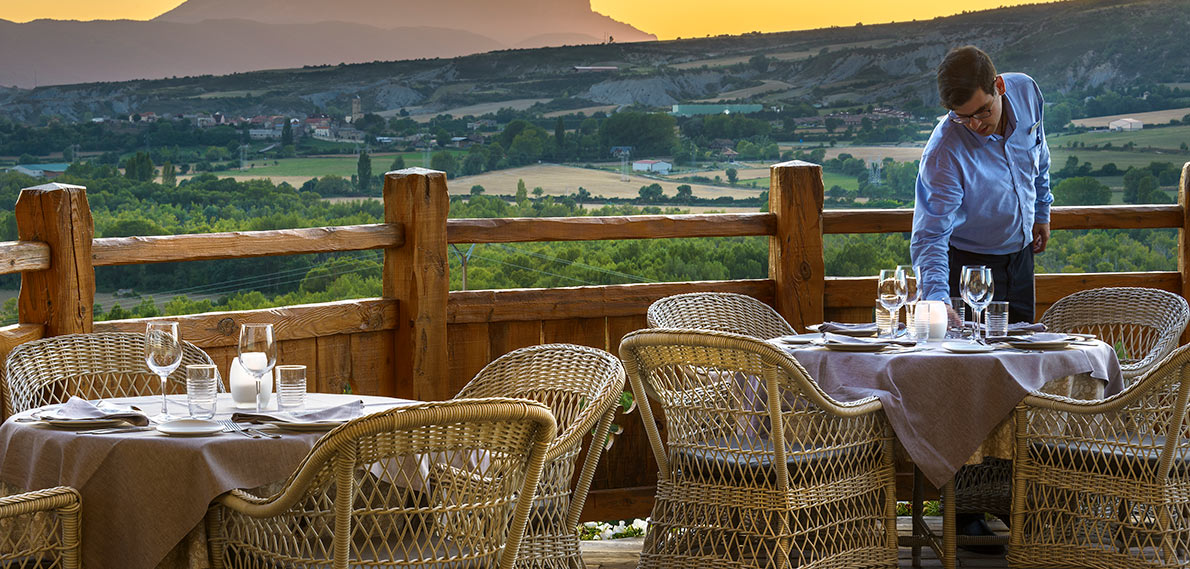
[15,183,95,336]
[769,161,825,330]
[1179,162,1190,345]
[383,168,450,400]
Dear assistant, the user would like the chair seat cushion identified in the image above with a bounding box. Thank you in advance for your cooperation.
[1029,434,1190,477]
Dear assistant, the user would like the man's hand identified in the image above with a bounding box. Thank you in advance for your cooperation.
[1032,222,1050,253]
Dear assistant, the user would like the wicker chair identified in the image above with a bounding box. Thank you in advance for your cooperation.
[647,292,795,340]
[1041,287,1189,383]
[620,328,898,569]
[206,398,556,569]
[452,344,626,569]
[0,486,81,569]
[2,332,217,417]
[1008,343,1190,569]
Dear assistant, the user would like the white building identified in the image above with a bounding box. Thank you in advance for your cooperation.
[1109,118,1143,131]
[631,160,672,175]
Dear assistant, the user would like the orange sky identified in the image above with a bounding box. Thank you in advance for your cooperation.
[1,0,1055,39]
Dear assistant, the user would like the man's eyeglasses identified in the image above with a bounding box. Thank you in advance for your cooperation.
[949,94,998,125]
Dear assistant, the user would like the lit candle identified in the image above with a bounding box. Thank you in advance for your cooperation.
[229,355,273,408]
[915,300,948,340]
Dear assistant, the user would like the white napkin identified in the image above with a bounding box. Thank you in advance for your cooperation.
[1002,332,1071,343]
[36,396,150,426]
[231,399,364,424]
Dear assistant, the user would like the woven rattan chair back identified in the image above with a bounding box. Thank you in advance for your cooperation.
[0,486,81,569]
[620,328,897,569]
[208,398,556,569]
[1040,287,1189,382]
[453,344,625,568]
[1009,343,1190,569]
[2,332,217,417]
[647,292,795,340]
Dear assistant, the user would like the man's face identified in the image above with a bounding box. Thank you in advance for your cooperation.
[950,75,1005,136]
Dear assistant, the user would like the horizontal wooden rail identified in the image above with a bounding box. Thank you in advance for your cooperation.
[91,224,404,266]
[448,279,774,324]
[447,213,775,244]
[0,241,50,275]
[822,205,1183,234]
[825,271,1182,308]
[94,298,397,347]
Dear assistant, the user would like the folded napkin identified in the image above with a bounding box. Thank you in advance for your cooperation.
[231,399,364,424]
[36,396,150,426]
[822,332,917,347]
[817,322,906,335]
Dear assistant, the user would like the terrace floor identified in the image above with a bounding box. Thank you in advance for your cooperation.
[580,516,1011,568]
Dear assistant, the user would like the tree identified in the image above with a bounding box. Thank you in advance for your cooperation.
[390,154,405,170]
[281,121,293,146]
[515,179,528,203]
[675,184,693,203]
[1053,176,1111,206]
[532,187,544,199]
[430,151,458,177]
[160,161,176,187]
[725,167,738,186]
[357,150,373,192]
[554,117,565,148]
[470,185,485,196]
[123,152,154,182]
[576,187,591,207]
[824,117,843,133]
[637,183,664,203]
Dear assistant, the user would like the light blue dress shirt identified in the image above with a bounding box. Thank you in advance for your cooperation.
[910,72,1052,302]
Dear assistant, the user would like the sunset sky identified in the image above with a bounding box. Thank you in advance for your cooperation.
[0,0,1055,39]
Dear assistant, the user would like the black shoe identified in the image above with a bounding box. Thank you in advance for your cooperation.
[956,518,1005,555]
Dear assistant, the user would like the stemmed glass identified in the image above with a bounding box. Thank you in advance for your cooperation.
[897,264,921,332]
[877,268,908,339]
[145,321,183,421]
[960,266,994,343]
[238,323,277,413]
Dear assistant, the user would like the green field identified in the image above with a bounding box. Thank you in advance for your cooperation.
[1051,124,1190,150]
[1049,147,1189,171]
[237,151,462,178]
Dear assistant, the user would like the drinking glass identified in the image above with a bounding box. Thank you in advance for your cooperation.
[276,365,307,410]
[986,301,1010,338]
[897,264,921,333]
[186,364,218,419]
[238,323,277,413]
[145,321,183,421]
[960,266,994,343]
[950,297,968,336]
[877,269,907,339]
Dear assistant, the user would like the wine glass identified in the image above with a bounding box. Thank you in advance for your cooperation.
[145,321,183,421]
[238,323,277,413]
[960,266,994,343]
[897,264,921,334]
[877,268,907,339]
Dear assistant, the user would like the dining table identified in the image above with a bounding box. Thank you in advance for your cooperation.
[771,333,1124,569]
[0,392,416,569]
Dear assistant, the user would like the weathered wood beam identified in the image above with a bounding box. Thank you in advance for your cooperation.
[447,213,774,243]
[92,224,403,266]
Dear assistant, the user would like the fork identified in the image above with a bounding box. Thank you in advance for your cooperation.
[219,419,261,438]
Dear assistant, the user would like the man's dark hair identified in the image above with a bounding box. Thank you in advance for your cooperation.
[937,46,997,110]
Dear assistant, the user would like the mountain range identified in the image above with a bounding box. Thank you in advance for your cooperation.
[0,0,653,88]
[1,0,1188,124]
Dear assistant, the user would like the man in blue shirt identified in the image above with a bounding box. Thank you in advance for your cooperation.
[911,46,1052,323]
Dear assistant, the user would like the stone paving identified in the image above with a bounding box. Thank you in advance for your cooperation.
[579,516,1013,568]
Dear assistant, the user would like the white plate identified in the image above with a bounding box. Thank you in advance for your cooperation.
[157,419,223,436]
[807,324,878,337]
[941,342,995,354]
[1006,340,1070,350]
[811,339,888,352]
[261,420,344,432]
[772,333,821,345]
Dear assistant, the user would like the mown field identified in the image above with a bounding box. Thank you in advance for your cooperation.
[1051,124,1190,150]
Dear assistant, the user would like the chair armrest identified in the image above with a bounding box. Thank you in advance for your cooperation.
[0,486,80,519]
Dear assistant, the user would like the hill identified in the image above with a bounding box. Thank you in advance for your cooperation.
[1,0,1188,123]
[0,0,652,89]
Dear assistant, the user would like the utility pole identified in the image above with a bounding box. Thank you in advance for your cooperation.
[450,244,476,290]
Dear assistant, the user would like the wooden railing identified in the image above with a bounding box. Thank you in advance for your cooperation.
[0,161,1187,521]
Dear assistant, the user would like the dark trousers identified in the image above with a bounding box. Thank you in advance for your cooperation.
[947,245,1036,323]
